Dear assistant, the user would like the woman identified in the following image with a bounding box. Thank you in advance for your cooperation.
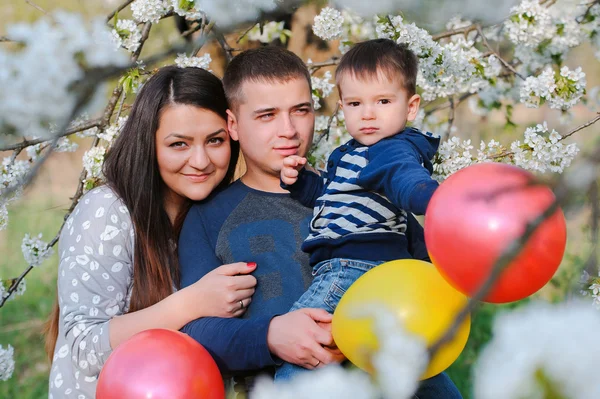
[46,66,255,398]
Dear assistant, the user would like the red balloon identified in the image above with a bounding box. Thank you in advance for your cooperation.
[424,162,566,303]
[96,329,224,399]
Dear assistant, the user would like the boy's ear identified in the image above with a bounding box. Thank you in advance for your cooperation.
[226,109,239,142]
[406,94,421,122]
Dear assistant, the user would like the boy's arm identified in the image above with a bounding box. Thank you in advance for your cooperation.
[405,213,431,262]
[358,141,439,215]
[281,168,325,207]
[178,206,277,372]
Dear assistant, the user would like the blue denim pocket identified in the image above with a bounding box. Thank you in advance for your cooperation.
[323,259,383,311]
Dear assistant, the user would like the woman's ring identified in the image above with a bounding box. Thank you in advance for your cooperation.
[314,360,321,367]
[239,299,244,310]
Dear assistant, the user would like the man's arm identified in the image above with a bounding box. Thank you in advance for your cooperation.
[179,205,277,372]
[179,205,340,373]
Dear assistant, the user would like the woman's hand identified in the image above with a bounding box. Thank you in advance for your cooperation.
[183,262,257,319]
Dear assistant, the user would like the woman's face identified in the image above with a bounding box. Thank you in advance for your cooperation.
[156,104,231,207]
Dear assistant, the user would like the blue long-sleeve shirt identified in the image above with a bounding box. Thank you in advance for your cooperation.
[284,127,440,266]
[179,178,434,376]
[178,181,314,374]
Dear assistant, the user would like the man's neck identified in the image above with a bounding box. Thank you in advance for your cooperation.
[241,169,288,193]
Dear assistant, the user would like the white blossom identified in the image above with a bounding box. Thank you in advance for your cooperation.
[433,137,476,181]
[313,7,344,41]
[171,0,203,20]
[365,306,428,399]
[131,0,170,23]
[0,12,128,139]
[0,344,15,382]
[21,233,54,267]
[474,301,600,399]
[174,53,212,70]
[251,366,378,399]
[194,0,277,28]
[505,0,554,47]
[247,21,292,44]
[513,122,579,173]
[98,116,128,145]
[82,146,107,179]
[311,71,335,110]
[520,66,585,110]
[111,19,142,53]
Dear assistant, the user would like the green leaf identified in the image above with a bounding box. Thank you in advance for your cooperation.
[179,0,194,11]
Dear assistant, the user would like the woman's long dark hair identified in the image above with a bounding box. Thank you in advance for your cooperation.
[45,66,239,360]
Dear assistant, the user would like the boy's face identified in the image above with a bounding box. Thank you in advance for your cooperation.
[338,71,420,146]
[227,77,314,181]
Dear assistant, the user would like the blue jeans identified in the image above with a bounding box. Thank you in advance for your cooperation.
[275,258,381,382]
[274,258,462,398]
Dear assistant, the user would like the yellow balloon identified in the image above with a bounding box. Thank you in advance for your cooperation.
[332,259,470,380]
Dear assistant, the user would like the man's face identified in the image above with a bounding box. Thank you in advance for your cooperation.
[227,77,315,182]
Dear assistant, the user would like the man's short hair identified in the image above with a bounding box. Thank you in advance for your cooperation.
[335,39,418,97]
[223,46,312,111]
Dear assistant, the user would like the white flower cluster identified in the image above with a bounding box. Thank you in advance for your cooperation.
[25,137,79,163]
[111,19,143,53]
[247,21,292,44]
[131,0,169,23]
[251,307,425,399]
[98,116,128,145]
[474,301,600,399]
[505,0,554,47]
[21,233,54,267]
[580,270,600,308]
[194,0,277,28]
[378,16,501,101]
[83,146,107,180]
[0,12,128,140]
[433,137,477,181]
[365,306,428,399]
[311,71,335,110]
[313,7,344,41]
[175,53,212,70]
[0,344,15,382]
[252,365,378,399]
[1,158,30,195]
[520,66,586,110]
[2,279,27,302]
[171,0,203,20]
[512,122,579,173]
[433,121,578,180]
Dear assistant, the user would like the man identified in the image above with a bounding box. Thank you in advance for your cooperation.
[178,46,462,398]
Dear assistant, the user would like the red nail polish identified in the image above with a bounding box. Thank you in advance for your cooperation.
[247,262,257,268]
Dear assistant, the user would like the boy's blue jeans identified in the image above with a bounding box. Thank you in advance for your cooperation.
[274,258,462,399]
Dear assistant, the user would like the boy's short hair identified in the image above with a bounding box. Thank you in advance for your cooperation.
[223,46,312,111]
[335,39,418,97]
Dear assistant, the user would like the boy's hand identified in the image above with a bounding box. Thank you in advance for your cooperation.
[281,155,307,186]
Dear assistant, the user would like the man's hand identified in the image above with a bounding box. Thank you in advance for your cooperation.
[267,308,342,369]
[280,155,307,186]
[317,321,346,361]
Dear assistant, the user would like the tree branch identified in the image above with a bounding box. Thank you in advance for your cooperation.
[24,0,47,14]
[0,119,101,152]
[106,0,136,23]
[309,57,340,73]
[489,112,600,160]
[432,24,479,41]
[476,25,526,81]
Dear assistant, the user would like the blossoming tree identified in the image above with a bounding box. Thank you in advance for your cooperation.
[1,0,600,397]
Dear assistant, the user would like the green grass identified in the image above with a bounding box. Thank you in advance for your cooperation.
[0,200,64,398]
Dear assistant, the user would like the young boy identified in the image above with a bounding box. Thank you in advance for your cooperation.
[276,38,441,381]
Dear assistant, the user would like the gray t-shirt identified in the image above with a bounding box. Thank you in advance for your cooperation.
[48,186,134,398]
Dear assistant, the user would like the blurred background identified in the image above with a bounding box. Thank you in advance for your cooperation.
[1,0,599,397]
